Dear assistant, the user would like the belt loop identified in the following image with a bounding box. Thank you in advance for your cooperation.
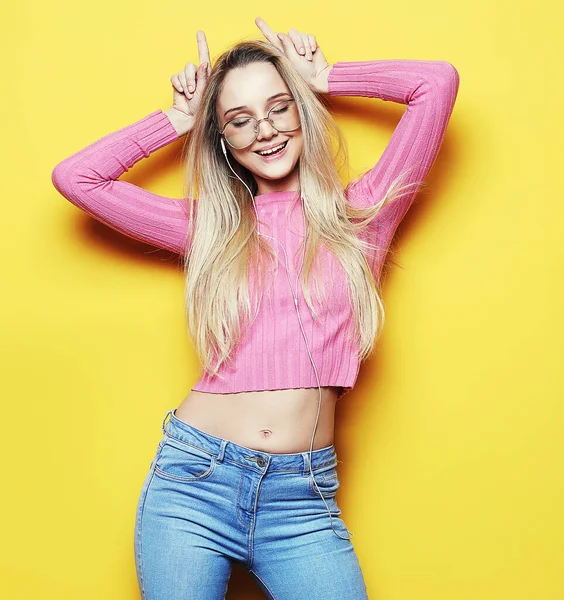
[301,451,311,477]
[217,440,228,463]
[161,409,174,434]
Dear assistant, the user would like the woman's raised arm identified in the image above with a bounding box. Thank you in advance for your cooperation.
[51,110,192,255]
[51,31,212,256]
[328,59,460,280]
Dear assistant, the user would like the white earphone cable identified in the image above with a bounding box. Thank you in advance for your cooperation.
[220,138,353,540]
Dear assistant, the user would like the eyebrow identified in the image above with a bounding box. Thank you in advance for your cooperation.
[223,92,291,118]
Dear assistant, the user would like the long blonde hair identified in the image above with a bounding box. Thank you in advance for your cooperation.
[180,40,420,378]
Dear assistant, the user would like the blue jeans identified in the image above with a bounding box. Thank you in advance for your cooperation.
[134,408,369,599]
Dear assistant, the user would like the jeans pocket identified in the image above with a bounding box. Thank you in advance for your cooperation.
[153,435,216,482]
[309,465,340,499]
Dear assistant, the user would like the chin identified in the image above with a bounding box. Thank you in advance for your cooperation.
[253,163,298,181]
[249,155,301,182]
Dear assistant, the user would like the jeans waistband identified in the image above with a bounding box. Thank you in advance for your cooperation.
[161,408,337,475]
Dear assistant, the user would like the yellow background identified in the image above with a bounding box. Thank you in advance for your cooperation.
[1,0,562,598]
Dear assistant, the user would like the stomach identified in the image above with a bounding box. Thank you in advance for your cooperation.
[173,386,342,454]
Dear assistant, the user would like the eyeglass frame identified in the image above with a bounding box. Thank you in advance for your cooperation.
[217,98,301,150]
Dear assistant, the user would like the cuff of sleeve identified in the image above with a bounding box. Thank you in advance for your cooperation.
[130,110,181,155]
[327,62,374,96]
[327,61,370,96]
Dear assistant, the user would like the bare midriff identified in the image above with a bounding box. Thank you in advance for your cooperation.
[173,386,342,454]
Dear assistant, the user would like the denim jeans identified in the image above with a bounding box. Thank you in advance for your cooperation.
[134,408,369,599]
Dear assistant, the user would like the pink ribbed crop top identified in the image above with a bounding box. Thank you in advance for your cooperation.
[51,60,459,396]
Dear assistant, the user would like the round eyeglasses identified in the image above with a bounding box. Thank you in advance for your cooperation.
[218,99,301,150]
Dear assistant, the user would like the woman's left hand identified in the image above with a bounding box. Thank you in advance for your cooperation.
[255,17,332,94]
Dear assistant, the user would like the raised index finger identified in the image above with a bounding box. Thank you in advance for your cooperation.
[196,30,211,66]
[255,17,283,50]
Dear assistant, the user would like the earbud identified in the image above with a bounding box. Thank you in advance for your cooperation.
[220,137,227,155]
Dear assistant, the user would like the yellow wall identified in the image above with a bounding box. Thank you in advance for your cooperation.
[2,1,562,598]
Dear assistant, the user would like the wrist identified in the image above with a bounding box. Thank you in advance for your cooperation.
[164,107,195,137]
[311,64,333,94]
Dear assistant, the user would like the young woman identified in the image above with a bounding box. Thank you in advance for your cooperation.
[52,17,459,600]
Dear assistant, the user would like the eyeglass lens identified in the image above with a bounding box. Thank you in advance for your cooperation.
[222,100,300,149]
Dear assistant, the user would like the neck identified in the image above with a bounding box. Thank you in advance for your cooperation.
[254,167,300,196]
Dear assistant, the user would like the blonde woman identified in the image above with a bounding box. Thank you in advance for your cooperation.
[52,17,459,600]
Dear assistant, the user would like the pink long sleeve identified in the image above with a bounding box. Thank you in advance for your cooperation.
[51,110,191,255]
[328,60,460,281]
[50,61,460,396]
[51,61,459,271]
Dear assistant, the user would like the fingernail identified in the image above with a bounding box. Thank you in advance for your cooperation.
[188,85,195,92]
[299,48,305,55]
[277,33,284,40]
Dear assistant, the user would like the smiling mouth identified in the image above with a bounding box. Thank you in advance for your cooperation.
[254,140,288,157]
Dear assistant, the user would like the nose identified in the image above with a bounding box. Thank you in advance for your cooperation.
[255,118,278,141]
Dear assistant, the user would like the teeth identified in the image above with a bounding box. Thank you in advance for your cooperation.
[258,142,286,156]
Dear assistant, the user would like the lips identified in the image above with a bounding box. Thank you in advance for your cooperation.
[254,140,288,156]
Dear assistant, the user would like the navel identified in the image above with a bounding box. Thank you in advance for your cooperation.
[260,429,273,438]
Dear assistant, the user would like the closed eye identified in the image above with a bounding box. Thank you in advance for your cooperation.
[231,118,253,128]
[271,105,290,114]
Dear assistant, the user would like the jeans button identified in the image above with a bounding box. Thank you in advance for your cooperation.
[257,456,266,467]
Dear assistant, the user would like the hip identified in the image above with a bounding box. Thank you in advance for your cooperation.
[134,410,360,581]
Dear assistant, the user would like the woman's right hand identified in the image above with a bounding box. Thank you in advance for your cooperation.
[167,30,212,135]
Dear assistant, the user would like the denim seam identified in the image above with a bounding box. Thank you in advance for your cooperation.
[135,467,158,599]
[220,456,336,473]
[249,568,278,600]
[236,470,248,529]
[153,457,217,483]
[246,514,254,568]
[247,467,268,570]
[161,431,216,456]
[160,431,337,473]
[309,473,339,498]
[303,459,339,476]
